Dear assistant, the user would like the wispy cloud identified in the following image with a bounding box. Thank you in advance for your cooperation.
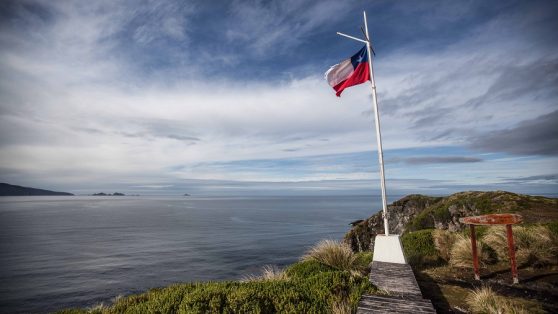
[392,156,483,165]
[469,110,558,156]
[225,0,350,56]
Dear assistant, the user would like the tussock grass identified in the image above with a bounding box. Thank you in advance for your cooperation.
[466,286,529,314]
[261,265,288,280]
[483,225,558,267]
[302,240,362,274]
[241,265,287,282]
[450,234,493,268]
[433,229,457,262]
[331,298,351,314]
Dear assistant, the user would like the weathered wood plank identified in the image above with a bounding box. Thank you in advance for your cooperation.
[459,213,522,225]
[356,261,437,313]
[369,261,423,296]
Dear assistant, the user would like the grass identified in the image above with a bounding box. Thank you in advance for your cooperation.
[394,194,558,313]
[483,225,558,268]
[465,286,544,314]
[406,223,558,270]
[58,242,375,314]
[302,239,364,275]
[432,229,457,262]
[449,234,496,268]
[331,298,351,314]
[401,229,444,267]
[548,221,558,236]
[409,222,558,313]
[241,265,288,282]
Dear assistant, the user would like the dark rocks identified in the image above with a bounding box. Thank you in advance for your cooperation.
[349,219,364,226]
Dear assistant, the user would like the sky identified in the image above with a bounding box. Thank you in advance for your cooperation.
[0,0,557,196]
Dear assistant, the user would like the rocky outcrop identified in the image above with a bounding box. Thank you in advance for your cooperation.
[344,191,558,252]
[344,194,441,252]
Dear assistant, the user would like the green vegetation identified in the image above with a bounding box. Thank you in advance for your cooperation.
[364,191,558,313]
[390,194,442,210]
[401,224,558,269]
[353,251,373,269]
[401,223,558,313]
[406,191,558,232]
[59,245,375,314]
[548,220,558,236]
[432,229,457,262]
[401,229,443,267]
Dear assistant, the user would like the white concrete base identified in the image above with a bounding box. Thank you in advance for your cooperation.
[372,234,407,264]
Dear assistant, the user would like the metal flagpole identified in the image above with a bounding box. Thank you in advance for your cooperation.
[337,11,390,235]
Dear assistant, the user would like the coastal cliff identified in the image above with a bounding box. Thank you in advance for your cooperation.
[344,191,558,251]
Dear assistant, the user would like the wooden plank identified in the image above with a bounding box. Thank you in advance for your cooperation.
[369,261,423,296]
[459,213,522,225]
[357,261,437,314]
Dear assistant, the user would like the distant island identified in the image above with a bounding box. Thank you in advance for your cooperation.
[0,183,73,196]
[184,193,190,196]
[92,192,126,196]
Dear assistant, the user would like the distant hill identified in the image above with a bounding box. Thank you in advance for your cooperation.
[92,192,125,196]
[344,190,558,251]
[0,183,73,196]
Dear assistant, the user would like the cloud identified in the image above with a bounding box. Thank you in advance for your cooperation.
[392,156,483,165]
[469,110,558,156]
[374,1,558,146]
[463,58,558,109]
[0,1,557,195]
[502,174,558,183]
[225,0,351,56]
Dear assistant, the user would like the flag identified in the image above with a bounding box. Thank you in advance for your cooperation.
[325,46,370,97]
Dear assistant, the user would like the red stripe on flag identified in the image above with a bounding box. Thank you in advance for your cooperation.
[333,63,370,97]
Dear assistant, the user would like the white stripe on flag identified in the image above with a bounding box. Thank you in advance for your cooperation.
[324,59,353,87]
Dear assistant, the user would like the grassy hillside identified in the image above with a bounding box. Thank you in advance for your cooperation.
[345,191,558,251]
[407,191,558,231]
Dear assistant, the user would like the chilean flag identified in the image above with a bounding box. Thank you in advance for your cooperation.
[325,46,370,97]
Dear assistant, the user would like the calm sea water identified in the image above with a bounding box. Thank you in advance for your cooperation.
[0,195,399,313]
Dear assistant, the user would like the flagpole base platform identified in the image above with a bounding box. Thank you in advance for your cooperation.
[372,234,407,264]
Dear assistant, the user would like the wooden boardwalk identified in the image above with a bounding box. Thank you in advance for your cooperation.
[357,262,436,313]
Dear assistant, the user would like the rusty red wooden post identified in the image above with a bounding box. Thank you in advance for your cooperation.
[469,224,480,280]
[506,224,519,284]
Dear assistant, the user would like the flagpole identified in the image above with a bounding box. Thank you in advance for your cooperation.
[336,11,390,236]
[363,11,390,236]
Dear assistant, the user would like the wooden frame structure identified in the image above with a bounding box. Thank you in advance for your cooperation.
[459,214,523,284]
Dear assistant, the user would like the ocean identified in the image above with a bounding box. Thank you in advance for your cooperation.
[0,195,399,313]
